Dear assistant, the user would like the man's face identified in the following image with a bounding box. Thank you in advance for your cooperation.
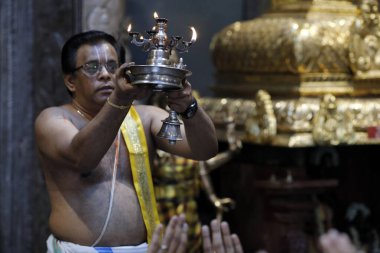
[72,42,119,108]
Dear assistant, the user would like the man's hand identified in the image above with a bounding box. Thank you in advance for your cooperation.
[202,219,244,253]
[166,80,194,113]
[148,214,188,253]
[112,62,151,104]
[319,229,363,253]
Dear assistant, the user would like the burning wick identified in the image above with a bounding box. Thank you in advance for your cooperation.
[127,24,139,37]
[146,26,157,37]
[153,11,167,23]
[190,26,197,43]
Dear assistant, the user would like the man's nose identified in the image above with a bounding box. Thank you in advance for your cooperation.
[98,65,112,79]
[99,65,110,73]
[99,65,111,74]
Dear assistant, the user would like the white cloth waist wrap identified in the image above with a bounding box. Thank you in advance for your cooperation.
[46,234,148,253]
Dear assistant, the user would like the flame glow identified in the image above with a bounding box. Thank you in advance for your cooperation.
[190,27,197,42]
[154,12,159,19]
[127,24,132,32]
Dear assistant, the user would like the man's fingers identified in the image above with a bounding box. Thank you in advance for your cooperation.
[148,224,163,253]
[168,215,185,253]
[221,221,234,253]
[182,79,191,89]
[167,80,192,98]
[160,215,178,252]
[116,62,131,79]
[231,234,244,253]
[211,219,225,253]
[319,229,359,253]
[175,222,188,253]
[202,225,213,253]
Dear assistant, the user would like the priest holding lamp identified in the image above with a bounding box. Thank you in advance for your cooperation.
[34,12,217,253]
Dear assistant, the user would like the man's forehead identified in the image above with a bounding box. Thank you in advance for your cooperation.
[76,42,118,61]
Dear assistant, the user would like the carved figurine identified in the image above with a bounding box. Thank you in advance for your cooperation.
[349,0,380,78]
[312,94,355,145]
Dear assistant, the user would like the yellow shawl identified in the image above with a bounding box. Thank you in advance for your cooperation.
[120,106,160,243]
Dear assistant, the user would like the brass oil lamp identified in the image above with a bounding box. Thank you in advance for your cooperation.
[126,12,197,144]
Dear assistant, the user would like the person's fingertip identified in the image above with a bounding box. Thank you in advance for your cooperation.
[221,221,230,231]
[210,219,220,230]
[201,225,210,236]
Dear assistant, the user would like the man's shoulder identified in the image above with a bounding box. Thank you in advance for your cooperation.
[35,105,72,123]
[132,104,167,128]
[133,104,165,115]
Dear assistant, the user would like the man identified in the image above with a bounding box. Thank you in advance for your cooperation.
[34,30,218,252]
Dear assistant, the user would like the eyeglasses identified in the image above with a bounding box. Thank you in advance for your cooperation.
[74,61,118,76]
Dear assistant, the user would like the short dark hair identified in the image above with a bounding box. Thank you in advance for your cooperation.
[61,30,125,96]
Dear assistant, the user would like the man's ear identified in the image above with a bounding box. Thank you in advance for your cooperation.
[64,74,76,94]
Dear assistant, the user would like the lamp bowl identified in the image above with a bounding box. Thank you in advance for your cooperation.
[127,65,192,91]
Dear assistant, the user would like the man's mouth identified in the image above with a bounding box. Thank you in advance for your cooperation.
[97,85,114,92]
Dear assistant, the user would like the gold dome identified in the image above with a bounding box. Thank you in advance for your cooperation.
[210,0,380,98]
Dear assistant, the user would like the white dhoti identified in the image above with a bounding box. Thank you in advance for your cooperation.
[46,235,148,253]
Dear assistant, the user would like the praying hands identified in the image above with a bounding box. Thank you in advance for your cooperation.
[202,219,244,253]
[148,214,188,253]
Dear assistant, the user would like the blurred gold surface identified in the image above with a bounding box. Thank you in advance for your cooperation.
[204,0,380,146]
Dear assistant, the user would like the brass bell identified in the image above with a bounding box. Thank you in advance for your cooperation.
[157,110,182,145]
[157,110,183,145]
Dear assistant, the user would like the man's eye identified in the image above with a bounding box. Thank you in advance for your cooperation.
[106,62,118,72]
[108,64,117,70]
[87,63,99,70]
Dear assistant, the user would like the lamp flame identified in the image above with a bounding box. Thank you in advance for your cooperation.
[127,24,132,32]
[190,27,197,43]
[154,12,159,19]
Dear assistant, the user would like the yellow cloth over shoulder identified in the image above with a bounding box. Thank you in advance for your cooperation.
[120,106,160,243]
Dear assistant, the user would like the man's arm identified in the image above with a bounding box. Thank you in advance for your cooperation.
[34,63,149,174]
[34,104,129,174]
[150,80,218,161]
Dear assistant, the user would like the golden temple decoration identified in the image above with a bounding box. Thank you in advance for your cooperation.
[245,90,277,144]
[349,0,380,80]
[312,94,355,145]
[199,95,273,144]
[200,93,380,146]
[202,0,380,147]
